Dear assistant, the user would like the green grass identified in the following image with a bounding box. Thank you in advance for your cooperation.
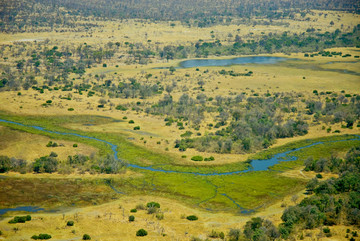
[0,112,359,213]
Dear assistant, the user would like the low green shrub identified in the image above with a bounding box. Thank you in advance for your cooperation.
[146,202,160,208]
[8,215,31,224]
[82,234,91,240]
[191,156,203,161]
[31,233,52,240]
[67,221,74,226]
[136,229,148,237]
[186,215,198,221]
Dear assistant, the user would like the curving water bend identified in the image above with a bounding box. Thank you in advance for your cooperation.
[0,118,359,215]
[0,119,359,176]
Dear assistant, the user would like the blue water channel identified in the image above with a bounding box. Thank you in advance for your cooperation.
[1,118,359,215]
[0,206,44,215]
[1,118,359,176]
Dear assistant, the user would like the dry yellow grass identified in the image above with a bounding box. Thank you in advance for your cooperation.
[0,175,357,241]
[0,126,97,162]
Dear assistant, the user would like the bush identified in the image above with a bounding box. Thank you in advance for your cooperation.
[130,208,137,213]
[323,227,330,233]
[31,234,52,240]
[9,215,31,223]
[73,144,78,148]
[316,173,323,179]
[128,120,135,124]
[133,126,140,130]
[146,202,160,209]
[129,215,135,222]
[116,105,128,111]
[67,221,74,226]
[67,108,74,111]
[204,156,215,161]
[82,234,91,240]
[191,156,203,161]
[136,229,148,237]
[186,215,198,221]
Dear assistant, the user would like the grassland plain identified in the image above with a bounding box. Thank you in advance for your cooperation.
[0,6,359,240]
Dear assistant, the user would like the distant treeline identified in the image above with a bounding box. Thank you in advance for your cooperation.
[1,0,360,32]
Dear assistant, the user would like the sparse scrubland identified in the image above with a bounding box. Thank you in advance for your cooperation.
[0,0,359,240]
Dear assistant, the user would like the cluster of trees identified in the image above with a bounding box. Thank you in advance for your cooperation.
[223,146,360,241]
[1,0,359,32]
[147,89,360,154]
[94,77,161,99]
[279,146,360,238]
[151,92,308,153]
[158,26,360,59]
[0,153,127,174]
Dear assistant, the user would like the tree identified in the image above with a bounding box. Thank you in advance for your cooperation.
[33,156,58,173]
[228,228,241,241]
[0,156,11,173]
[169,66,176,74]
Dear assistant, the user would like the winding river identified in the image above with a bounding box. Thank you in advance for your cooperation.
[0,119,359,176]
[0,118,359,215]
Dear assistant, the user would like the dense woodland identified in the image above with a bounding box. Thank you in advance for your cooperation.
[1,0,360,32]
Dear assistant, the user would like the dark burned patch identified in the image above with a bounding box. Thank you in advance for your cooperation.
[0,177,119,209]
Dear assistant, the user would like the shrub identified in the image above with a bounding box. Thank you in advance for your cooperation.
[136,229,148,237]
[9,215,31,223]
[67,108,74,111]
[204,156,215,161]
[31,234,52,240]
[323,227,330,233]
[133,126,140,130]
[129,215,135,222]
[116,105,128,111]
[128,120,134,124]
[82,234,91,240]
[316,173,323,179]
[191,156,203,161]
[46,141,58,147]
[186,215,198,221]
[67,221,74,226]
[73,144,78,148]
[146,202,160,208]
[130,208,137,213]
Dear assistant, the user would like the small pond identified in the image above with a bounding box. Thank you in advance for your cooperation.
[179,56,288,68]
